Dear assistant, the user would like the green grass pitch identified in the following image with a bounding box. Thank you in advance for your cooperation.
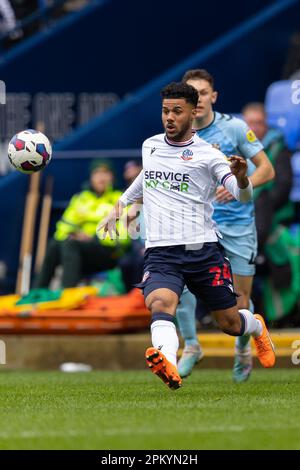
[0,369,299,450]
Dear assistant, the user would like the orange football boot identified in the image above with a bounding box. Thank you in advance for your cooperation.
[253,314,275,368]
[145,347,182,390]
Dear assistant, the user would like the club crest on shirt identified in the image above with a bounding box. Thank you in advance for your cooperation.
[181,149,193,160]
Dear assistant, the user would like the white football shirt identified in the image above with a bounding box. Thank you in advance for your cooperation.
[120,133,252,248]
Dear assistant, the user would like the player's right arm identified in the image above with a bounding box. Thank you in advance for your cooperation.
[96,170,143,239]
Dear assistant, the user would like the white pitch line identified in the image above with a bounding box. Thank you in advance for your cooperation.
[102,423,300,436]
[0,430,83,439]
[0,423,300,439]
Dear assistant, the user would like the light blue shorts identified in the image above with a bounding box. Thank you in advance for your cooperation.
[217,222,257,277]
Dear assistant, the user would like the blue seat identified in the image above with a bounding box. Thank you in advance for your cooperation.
[290,151,300,202]
[265,80,300,150]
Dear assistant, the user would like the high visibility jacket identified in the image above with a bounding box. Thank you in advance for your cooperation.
[54,188,130,250]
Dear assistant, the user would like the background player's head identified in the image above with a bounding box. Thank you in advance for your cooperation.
[242,102,268,141]
[160,82,198,141]
[182,69,218,125]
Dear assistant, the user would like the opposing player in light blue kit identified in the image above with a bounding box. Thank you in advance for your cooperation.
[177,69,274,382]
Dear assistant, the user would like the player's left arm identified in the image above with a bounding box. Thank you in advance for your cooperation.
[235,119,275,187]
[215,120,274,203]
[226,156,253,202]
[249,150,275,187]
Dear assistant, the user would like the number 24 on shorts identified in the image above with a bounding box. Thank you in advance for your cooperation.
[209,264,232,286]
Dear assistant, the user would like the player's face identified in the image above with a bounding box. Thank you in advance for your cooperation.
[162,98,196,141]
[186,79,217,120]
[243,109,268,140]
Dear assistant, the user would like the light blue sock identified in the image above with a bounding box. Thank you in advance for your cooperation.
[176,286,198,346]
[236,299,254,350]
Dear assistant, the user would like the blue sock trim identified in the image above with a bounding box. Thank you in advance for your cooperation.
[151,312,175,324]
[185,339,200,347]
[238,312,246,336]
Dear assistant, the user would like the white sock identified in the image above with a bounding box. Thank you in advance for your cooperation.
[239,309,263,337]
[236,300,255,350]
[151,320,179,366]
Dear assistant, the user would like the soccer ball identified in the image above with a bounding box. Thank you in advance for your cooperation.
[8,129,52,174]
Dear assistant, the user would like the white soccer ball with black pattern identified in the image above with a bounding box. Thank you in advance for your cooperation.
[8,129,52,174]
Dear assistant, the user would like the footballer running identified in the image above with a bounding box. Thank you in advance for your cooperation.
[97,82,275,390]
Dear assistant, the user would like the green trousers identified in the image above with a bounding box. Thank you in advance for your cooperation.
[34,238,118,288]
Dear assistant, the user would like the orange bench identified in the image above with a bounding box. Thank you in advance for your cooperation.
[0,289,150,335]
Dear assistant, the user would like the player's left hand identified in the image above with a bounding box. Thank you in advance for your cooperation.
[228,156,248,179]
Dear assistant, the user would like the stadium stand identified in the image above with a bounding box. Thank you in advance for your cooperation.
[265,80,300,150]
[291,151,300,203]
[0,0,89,47]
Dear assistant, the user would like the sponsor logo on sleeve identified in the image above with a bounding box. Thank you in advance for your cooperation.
[246,129,257,143]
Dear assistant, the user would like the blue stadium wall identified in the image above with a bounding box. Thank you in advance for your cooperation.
[0,0,279,96]
[54,0,300,150]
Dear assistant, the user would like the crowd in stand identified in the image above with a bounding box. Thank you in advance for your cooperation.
[0,0,88,46]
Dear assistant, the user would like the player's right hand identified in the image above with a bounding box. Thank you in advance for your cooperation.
[96,213,119,240]
[96,202,123,240]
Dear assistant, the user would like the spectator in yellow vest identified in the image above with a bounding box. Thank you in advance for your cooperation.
[35,160,130,288]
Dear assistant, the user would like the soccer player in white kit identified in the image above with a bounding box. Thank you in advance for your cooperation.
[98,82,275,390]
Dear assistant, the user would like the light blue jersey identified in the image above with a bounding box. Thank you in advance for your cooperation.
[196,111,263,225]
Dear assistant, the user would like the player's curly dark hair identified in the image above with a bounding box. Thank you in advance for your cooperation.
[160,82,198,107]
